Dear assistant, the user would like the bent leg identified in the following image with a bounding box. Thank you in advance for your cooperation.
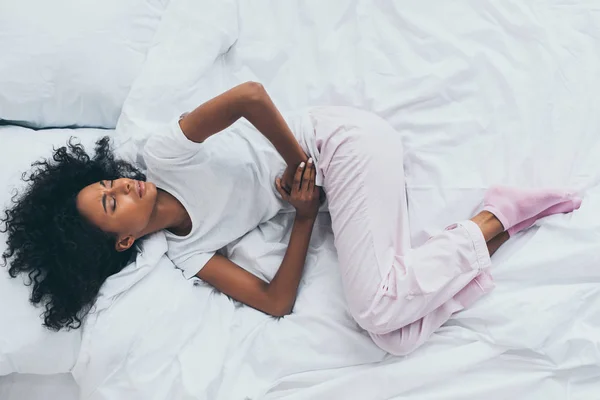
[369,271,494,356]
[363,220,492,334]
[311,107,493,337]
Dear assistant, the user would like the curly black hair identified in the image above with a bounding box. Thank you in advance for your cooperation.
[1,137,145,331]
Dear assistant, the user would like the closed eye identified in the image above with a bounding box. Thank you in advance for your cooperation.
[111,180,116,212]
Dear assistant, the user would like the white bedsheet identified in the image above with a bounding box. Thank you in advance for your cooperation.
[75,1,600,399]
[0,373,78,400]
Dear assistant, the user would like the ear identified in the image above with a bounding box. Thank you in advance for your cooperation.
[115,235,135,252]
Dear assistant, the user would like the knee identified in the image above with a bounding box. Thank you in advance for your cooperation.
[350,308,385,334]
[352,313,379,334]
[348,289,417,335]
[370,331,424,357]
[351,307,409,335]
[385,338,423,357]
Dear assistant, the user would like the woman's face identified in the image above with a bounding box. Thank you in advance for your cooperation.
[76,178,158,251]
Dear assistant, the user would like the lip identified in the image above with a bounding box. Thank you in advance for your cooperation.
[137,181,144,198]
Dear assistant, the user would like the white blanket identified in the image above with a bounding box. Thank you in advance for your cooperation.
[74,0,600,399]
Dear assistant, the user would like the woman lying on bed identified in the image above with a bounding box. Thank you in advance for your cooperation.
[2,82,582,355]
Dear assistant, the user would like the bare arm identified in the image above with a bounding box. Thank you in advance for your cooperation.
[197,217,314,317]
[196,161,319,316]
[179,81,307,167]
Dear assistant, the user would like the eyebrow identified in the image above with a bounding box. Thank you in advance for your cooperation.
[99,181,107,214]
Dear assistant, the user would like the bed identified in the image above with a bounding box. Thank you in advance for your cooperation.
[2,0,600,399]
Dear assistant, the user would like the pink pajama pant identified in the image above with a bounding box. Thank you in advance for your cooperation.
[309,107,495,356]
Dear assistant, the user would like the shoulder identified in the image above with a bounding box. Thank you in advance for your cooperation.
[143,116,203,164]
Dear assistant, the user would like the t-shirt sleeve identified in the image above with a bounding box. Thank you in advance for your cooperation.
[176,251,216,279]
[143,114,203,162]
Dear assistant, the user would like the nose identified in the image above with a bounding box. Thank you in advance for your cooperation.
[107,179,133,195]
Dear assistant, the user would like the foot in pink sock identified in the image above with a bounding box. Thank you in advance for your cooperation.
[507,197,582,236]
[482,186,577,231]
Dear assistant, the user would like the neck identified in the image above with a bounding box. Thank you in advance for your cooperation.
[138,189,189,238]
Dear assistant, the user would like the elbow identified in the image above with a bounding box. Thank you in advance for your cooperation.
[262,285,294,317]
[268,300,293,318]
[242,81,267,104]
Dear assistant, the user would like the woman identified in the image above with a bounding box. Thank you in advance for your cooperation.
[2,82,581,355]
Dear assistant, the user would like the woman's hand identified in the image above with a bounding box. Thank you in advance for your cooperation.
[280,158,307,195]
[276,158,320,221]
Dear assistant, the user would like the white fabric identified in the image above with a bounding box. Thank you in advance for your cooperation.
[0,0,170,129]
[143,114,313,278]
[0,125,109,375]
[115,0,239,165]
[0,373,78,400]
[93,231,169,313]
[303,107,494,356]
[76,0,600,399]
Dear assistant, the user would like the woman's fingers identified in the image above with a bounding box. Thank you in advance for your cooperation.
[307,159,316,193]
[275,178,290,201]
[293,161,305,194]
[302,159,313,192]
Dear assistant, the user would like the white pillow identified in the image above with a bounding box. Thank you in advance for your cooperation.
[115,0,239,165]
[0,126,108,375]
[0,271,81,375]
[0,0,170,129]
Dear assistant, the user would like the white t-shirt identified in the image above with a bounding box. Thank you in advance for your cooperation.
[143,112,317,279]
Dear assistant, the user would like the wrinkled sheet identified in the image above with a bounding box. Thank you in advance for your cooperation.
[75,0,600,399]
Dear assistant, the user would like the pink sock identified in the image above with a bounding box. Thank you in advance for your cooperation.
[482,186,577,231]
[507,197,582,236]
